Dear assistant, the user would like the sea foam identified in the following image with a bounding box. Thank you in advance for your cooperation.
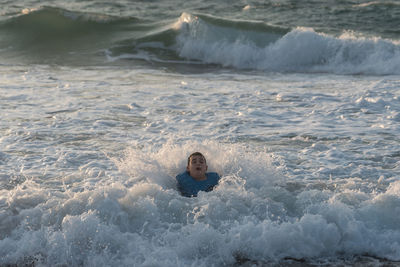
[1,140,400,266]
[175,13,400,75]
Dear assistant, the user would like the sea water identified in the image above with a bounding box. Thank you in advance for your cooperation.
[1,1,400,266]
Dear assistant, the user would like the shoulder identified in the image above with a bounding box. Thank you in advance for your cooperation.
[176,171,191,182]
[175,172,196,197]
[206,172,221,181]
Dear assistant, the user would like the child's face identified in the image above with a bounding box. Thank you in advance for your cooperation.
[187,155,208,180]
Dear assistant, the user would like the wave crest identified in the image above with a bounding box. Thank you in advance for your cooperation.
[2,8,400,75]
[174,19,400,75]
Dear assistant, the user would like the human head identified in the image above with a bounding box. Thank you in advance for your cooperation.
[186,152,208,180]
[187,152,207,166]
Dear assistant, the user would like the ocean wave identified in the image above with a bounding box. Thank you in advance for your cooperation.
[0,6,136,43]
[0,6,140,62]
[2,7,400,75]
[1,6,135,26]
[173,13,400,75]
[106,12,289,64]
[85,11,400,75]
[353,1,400,8]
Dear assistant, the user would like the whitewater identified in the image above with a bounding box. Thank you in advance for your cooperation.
[1,1,400,266]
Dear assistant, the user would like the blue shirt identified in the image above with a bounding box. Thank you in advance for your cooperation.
[176,171,221,197]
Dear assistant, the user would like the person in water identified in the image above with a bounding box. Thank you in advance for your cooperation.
[176,152,221,197]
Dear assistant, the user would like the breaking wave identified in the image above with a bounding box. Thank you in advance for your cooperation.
[1,7,400,75]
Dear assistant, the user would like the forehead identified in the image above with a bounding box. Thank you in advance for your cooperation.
[189,155,205,162]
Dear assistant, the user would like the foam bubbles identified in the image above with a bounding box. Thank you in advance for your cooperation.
[1,138,400,265]
[1,63,400,265]
[175,17,400,75]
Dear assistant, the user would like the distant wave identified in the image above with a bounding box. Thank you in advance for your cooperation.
[0,6,142,64]
[353,1,400,8]
[1,7,400,75]
[106,12,289,64]
[1,6,135,27]
[171,13,400,75]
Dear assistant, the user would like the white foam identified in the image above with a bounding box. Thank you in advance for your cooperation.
[1,65,400,265]
[175,17,400,75]
[1,140,400,265]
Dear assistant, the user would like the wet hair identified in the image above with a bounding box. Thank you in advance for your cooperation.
[187,152,206,165]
